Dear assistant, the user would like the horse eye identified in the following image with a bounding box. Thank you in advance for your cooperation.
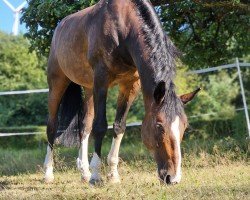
[156,123,165,134]
[156,123,161,128]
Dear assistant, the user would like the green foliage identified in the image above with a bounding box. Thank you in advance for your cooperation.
[0,32,47,126]
[159,0,250,68]
[187,71,239,121]
[0,32,46,89]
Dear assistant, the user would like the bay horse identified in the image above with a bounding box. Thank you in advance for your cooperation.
[44,0,200,185]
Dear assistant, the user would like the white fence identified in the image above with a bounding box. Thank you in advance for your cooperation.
[0,58,249,138]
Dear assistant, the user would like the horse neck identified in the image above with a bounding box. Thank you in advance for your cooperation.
[128,43,175,111]
[127,31,175,112]
[126,5,176,112]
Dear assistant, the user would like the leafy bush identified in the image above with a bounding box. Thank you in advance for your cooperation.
[187,71,239,121]
[0,31,47,126]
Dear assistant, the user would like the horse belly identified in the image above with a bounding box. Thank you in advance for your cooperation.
[58,52,94,88]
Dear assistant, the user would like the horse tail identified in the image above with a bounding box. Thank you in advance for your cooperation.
[55,82,85,147]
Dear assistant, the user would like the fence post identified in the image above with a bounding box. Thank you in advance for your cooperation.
[236,58,250,138]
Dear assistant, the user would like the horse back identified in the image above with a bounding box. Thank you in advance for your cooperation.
[49,0,138,87]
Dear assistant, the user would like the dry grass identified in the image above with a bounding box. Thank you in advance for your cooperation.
[0,132,249,199]
[0,161,249,200]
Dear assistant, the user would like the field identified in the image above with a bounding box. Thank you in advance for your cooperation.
[0,128,249,200]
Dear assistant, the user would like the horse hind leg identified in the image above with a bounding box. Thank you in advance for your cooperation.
[77,88,94,183]
[44,60,70,183]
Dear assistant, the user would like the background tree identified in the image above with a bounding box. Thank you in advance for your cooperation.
[22,0,250,68]
[160,0,250,68]
[0,31,47,126]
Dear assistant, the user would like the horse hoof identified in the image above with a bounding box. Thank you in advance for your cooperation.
[107,174,121,184]
[89,178,102,186]
[81,175,91,183]
[44,176,54,183]
[108,177,121,184]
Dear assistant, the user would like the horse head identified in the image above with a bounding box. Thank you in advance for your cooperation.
[141,82,200,184]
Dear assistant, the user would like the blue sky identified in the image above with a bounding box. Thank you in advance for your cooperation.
[0,0,27,34]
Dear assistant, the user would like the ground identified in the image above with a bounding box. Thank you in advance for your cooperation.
[0,160,249,199]
[0,132,249,199]
[0,152,250,200]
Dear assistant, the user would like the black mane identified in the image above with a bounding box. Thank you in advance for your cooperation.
[135,0,185,123]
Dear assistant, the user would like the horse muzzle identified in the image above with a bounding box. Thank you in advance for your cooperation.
[158,168,181,185]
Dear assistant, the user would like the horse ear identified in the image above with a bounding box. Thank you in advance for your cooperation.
[154,81,166,104]
[180,88,201,104]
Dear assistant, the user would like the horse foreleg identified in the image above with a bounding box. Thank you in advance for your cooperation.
[107,80,140,183]
[77,89,94,183]
[89,65,109,185]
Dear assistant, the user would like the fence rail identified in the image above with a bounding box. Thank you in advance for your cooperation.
[0,132,43,137]
[1,59,249,138]
[0,122,143,137]
[0,89,48,96]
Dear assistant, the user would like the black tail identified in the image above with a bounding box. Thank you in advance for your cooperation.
[55,82,85,147]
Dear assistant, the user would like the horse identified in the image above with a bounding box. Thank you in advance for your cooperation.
[43,0,200,185]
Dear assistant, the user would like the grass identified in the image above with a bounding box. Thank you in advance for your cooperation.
[0,163,249,199]
[0,128,249,199]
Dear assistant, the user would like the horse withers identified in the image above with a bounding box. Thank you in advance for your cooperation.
[43,0,200,185]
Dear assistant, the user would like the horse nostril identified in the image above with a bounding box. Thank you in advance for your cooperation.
[165,175,171,184]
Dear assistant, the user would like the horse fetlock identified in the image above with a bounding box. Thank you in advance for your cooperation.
[77,158,90,171]
[107,155,120,183]
[89,153,102,184]
[107,172,121,183]
[44,174,54,183]
[77,158,91,182]
[107,155,119,166]
[89,169,102,185]
[81,174,91,183]
[90,153,101,169]
[44,166,54,183]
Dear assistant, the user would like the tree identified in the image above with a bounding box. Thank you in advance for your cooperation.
[0,32,47,126]
[159,0,250,68]
[21,0,250,68]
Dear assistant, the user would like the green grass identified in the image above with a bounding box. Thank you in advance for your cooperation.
[0,129,249,199]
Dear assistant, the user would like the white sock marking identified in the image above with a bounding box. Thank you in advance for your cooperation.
[77,133,91,181]
[107,134,123,180]
[44,145,54,181]
[170,116,182,183]
[90,152,102,181]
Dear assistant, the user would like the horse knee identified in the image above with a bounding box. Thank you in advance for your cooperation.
[113,121,126,136]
